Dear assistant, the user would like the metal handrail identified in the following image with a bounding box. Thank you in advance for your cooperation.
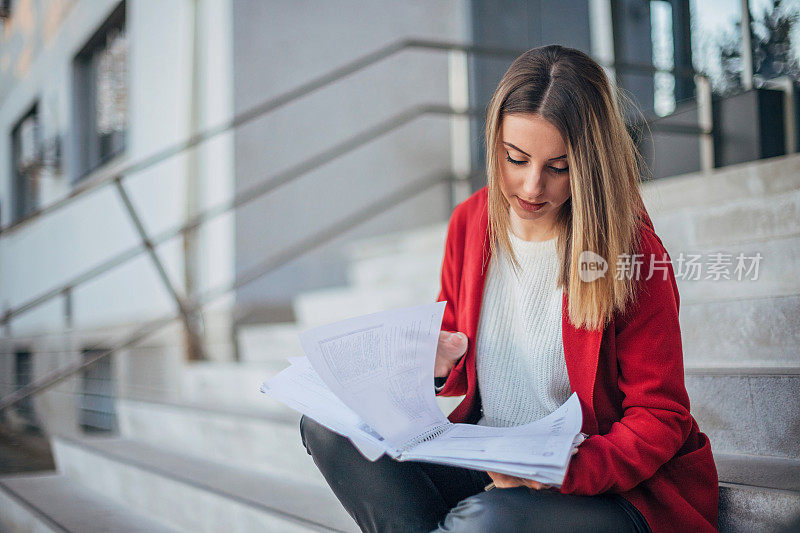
[1,104,481,328]
[0,169,469,412]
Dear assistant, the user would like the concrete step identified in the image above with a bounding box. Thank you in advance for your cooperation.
[0,472,178,532]
[346,250,443,292]
[52,435,359,532]
[179,357,464,415]
[715,453,800,532]
[675,234,800,304]
[119,385,462,476]
[343,221,447,263]
[652,189,800,249]
[715,453,800,492]
[116,397,326,486]
[681,294,800,367]
[719,483,800,533]
[684,367,800,459]
[180,361,290,408]
[237,322,304,364]
[293,283,438,329]
[642,153,800,214]
[51,433,799,533]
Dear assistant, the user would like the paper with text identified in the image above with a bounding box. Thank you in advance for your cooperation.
[297,301,449,450]
[260,357,388,460]
[260,301,584,485]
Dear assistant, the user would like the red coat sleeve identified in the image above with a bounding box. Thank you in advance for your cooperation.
[559,228,693,494]
[434,204,468,397]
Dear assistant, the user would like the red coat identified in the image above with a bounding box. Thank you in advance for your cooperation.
[435,186,719,532]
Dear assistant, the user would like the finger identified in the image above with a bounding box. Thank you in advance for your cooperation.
[488,472,516,488]
[448,334,466,351]
[438,332,467,359]
[502,476,527,489]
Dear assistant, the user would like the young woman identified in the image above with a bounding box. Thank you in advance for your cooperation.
[300,44,719,532]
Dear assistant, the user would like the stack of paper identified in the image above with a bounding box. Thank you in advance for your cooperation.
[260,301,585,487]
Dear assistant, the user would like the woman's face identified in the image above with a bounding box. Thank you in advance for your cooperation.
[497,113,572,241]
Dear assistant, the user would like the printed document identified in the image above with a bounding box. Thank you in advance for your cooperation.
[260,301,584,486]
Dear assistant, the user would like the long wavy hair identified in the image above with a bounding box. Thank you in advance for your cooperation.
[484,44,650,331]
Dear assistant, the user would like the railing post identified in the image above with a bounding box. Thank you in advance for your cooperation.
[696,74,715,172]
[62,286,73,329]
[2,307,10,337]
[448,48,472,211]
[739,0,754,91]
[112,176,207,361]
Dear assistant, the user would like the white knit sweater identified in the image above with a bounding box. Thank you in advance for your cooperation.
[472,230,572,427]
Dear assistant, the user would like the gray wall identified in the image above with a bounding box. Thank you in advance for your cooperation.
[231,1,469,320]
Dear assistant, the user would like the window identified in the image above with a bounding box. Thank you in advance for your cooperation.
[690,0,745,96]
[79,348,117,434]
[0,0,12,20]
[14,349,40,433]
[749,0,800,86]
[72,1,127,180]
[651,1,676,116]
[10,103,42,223]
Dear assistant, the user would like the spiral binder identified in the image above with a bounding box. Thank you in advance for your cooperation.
[398,421,453,454]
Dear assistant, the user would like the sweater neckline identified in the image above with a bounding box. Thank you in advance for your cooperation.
[507,229,558,255]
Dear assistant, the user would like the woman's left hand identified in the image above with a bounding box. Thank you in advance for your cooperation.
[486,471,552,491]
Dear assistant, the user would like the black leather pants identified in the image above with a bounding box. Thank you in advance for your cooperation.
[299,414,651,533]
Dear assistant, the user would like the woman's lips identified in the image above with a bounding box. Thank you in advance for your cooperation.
[517,197,546,212]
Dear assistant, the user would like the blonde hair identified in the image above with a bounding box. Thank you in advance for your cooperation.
[484,44,650,331]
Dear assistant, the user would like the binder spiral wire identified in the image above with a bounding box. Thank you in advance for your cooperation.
[398,421,453,453]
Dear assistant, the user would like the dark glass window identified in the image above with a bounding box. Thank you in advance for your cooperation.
[14,349,39,433]
[79,348,117,434]
[0,0,12,20]
[10,104,41,223]
[72,1,127,180]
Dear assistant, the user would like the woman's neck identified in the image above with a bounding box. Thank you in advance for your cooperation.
[509,214,558,242]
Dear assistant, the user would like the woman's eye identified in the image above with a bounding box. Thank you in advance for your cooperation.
[505,153,525,166]
[505,152,569,174]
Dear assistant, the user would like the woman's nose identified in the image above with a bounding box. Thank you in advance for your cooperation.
[522,168,546,197]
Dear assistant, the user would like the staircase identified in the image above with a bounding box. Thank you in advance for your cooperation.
[1,154,799,532]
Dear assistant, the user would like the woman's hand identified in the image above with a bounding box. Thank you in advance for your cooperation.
[486,435,585,490]
[435,331,468,378]
[486,471,552,491]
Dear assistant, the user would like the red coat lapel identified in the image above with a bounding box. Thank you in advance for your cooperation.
[561,293,602,435]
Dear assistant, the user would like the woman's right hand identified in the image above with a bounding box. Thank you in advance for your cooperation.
[435,331,468,378]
